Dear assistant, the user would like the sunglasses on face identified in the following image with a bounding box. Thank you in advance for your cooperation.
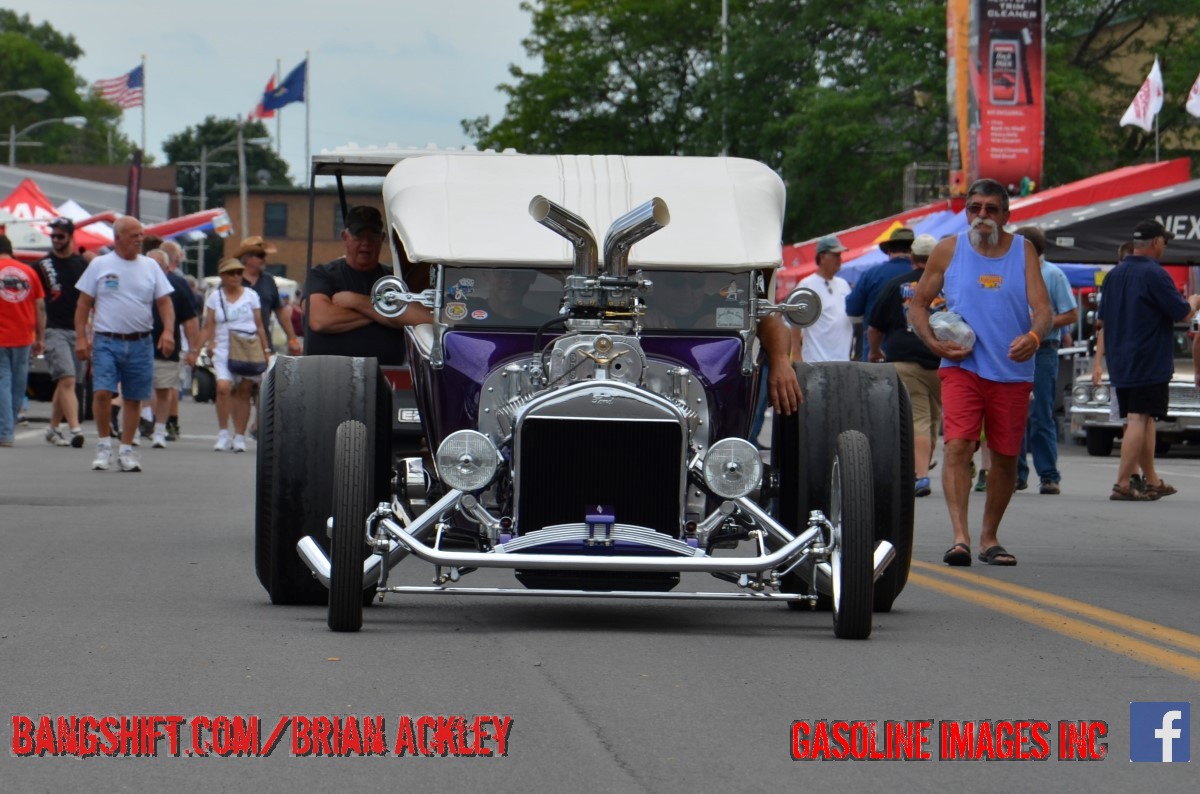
[50,234,68,241]
[966,203,1004,217]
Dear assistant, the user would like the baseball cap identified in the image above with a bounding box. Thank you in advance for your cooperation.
[48,217,75,235]
[218,258,246,274]
[1132,220,1173,242]
[345,206,384,236]
[879,226,916,253]
[911,234,937,258]
[815,234,846,255]
[237,235,278,258]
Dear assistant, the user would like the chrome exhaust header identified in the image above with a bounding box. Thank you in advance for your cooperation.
[602,197,669,278]
[529,195,599,278]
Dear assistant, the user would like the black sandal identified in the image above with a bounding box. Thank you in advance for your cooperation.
[943,543,972,566]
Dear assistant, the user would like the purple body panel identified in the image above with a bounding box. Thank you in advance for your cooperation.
[409,330,755,450]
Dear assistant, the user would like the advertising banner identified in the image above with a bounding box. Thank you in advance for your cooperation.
[948,0,1045,196]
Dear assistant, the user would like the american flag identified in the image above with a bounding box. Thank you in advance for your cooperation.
[93,64,144,109]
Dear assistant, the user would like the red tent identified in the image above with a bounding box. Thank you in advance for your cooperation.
[0,178,113,251]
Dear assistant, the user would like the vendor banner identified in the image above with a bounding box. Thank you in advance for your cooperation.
[947,0,1045,196]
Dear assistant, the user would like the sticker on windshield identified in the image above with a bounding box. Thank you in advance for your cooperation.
[445,302,468,321]
[447,279,475,300]
[720,280,743,302]
[715,307,744,327]
[471,309,489,320]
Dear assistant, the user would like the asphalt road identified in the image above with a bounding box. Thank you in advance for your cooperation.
[1,397,1197,792]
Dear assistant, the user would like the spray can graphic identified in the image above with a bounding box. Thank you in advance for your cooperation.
[989,39,1019,105]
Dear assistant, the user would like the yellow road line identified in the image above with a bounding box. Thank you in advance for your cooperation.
[907,571,1200,682]
[911,559,1200,655]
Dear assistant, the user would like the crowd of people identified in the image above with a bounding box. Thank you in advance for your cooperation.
[785,177,1196,567]
[0,204,428,470]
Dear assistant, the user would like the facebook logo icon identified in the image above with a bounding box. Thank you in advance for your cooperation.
[1130,702,1190,762]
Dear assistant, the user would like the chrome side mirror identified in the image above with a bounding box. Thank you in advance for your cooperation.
[372,275,437,318]
[781,287,822,328]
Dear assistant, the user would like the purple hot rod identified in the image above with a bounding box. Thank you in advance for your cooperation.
[255,153,914,639]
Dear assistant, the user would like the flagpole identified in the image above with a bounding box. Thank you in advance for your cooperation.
[275,58,282,156]
[1155,114,1160,162]
[305,51,311,185]
[140,54,147,155]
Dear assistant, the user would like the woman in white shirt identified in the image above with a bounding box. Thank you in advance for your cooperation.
[200,258,269,452]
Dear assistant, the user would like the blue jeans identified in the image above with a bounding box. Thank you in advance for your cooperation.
[1018,344,1060,483]
[92,334,154,401]
[0,346,31,443]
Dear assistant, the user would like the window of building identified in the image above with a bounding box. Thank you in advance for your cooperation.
[264,202,288,238]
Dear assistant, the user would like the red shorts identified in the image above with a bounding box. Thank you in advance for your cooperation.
[938,367,1033,457]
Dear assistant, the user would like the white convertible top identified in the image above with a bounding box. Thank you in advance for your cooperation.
[383,154,785,271]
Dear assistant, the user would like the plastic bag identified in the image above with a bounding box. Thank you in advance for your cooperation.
[929,311,975,351]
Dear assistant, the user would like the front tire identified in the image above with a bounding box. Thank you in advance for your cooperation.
[831,431,874,640]
[329,420,370,632]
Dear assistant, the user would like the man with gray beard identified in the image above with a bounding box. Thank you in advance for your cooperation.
[908,179,1052,567]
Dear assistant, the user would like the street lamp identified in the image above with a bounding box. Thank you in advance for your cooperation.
[182,132,270,274]
[8,116,87,167]
[0,87,50,103]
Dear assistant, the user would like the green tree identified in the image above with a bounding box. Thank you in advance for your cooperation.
[0,31,134,167]
[0,10,83,61]
[162,116,292,214]
[469,0,1200,241]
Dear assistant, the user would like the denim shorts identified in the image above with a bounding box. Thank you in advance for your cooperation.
[92,334,154,401]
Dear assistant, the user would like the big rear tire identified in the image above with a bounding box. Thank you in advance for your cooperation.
[772,362,914,612]
[1085,428,1114,457]
[255,356,392,605]
[830,431,874,640]
[329,420,370,632]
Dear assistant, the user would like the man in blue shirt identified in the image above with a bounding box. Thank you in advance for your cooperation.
[1013,226,1077,494]
[845,227,915,360]
[1098,220,1200,501]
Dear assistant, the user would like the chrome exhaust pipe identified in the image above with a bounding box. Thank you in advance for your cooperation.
[529,195,599,278]
[602,197,670,278]
[873,541,896,583]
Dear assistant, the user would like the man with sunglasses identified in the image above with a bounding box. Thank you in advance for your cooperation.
[1101,220,1200,501]
[909,178,1052,567]
[34,218,89,448]
[237,236,301,356]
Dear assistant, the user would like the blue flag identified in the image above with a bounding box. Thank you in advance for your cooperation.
[262,59,306,111]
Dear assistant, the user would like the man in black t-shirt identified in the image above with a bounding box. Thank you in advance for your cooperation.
[304,206,433,365]
[868,233,942,496]
[34,217,90,447]
[147,250,199,447]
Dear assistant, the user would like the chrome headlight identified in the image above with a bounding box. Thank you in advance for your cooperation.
[1093,385,1110,404]
[436,430,500,492]
[1072,384,1091,405]
[703,438,763,499]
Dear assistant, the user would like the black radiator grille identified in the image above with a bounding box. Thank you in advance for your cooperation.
[516,418,683,534]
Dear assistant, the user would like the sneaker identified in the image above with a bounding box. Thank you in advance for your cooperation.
[44,427,71,447]
[232,435,247,453]
[165,426,178,442]
[1110,483,1151,501]
[70,431,85,448]
[1014,478,1028,492]
[915,477,932,497]
[16,413,29,427]
[139,418,154,439]
[118,450,142,472]
[1145,480,1176,500]
[152,432,167,449]
[973,469,989,493]
[1039,480,1060,495]
[214,431,232,452]
[92,443,113,471]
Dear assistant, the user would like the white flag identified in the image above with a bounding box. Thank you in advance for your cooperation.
[1120,57,1165,132]
[1187,71,1200,117]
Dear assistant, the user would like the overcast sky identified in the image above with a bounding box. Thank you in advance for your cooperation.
[8,1,534,187]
